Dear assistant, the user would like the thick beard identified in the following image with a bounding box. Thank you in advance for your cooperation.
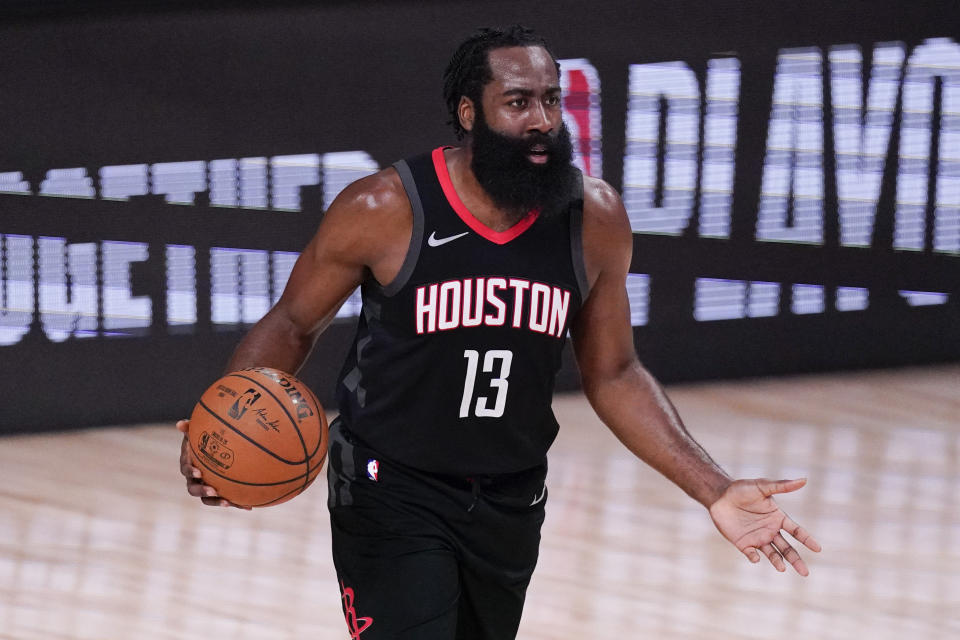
[470,113,578,222]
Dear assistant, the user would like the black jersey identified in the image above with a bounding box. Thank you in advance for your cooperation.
[335,147,588,475]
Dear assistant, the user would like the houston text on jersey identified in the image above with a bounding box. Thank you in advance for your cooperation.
[415,277,571,338]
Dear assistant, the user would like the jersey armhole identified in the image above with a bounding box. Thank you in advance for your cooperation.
[569,171,589,302]
[376,160,425,297]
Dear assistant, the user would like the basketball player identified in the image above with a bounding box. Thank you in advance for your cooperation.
[178,26,821,639]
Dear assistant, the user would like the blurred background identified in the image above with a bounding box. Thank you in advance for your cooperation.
[0,2,958,638]
[1,0,956,432]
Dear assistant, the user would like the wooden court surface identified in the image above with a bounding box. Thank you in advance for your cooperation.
[1,364,957,639]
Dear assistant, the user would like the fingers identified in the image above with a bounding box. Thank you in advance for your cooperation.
[185,474,251,510]
[759,543,786,572]
[181,462,201,480]
[200,495,251,510]
[177,419,248,510]
[773,533,809,577]
[179,437,201,480]
[179,434,224,503]
[758,477,807,497]
[203,497,251,510]
[185,477,248,509]
[741,547,761,564]
[783,515,822,553]
[180,451,202,480]
[742,521,820,575]
[186,477,220,499]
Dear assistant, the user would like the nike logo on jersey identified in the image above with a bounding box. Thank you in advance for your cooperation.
[427,231,469,247]
[530,486,547,506]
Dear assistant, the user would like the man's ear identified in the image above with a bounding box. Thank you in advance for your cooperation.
[458,96,475,133]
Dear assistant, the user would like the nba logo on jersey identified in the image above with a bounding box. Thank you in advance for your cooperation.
[366,459,380,482]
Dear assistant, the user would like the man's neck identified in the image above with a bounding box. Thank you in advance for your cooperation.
[443,145,528,231]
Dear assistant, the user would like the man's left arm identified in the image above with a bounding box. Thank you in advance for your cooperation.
[570,177,821,575]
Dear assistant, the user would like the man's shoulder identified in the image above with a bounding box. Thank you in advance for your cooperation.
[318,166,413,257]
[331,166,408,216]
[313,164,413,271]
[581,175,629,231]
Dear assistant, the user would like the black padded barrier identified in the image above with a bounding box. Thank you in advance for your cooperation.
[0,0,957,432]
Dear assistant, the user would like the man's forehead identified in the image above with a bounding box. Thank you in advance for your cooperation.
[486,46,558,89]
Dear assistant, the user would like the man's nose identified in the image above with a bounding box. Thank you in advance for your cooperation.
[527,100,554,135]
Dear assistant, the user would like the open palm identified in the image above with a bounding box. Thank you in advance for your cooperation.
[708,478,821,576]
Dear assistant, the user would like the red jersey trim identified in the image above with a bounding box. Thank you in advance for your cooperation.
[431,146,539,245]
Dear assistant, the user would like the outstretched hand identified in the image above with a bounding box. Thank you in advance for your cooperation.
[708,478,821,576]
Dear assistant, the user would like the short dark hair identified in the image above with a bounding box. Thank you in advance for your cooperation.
[442,25,560,140]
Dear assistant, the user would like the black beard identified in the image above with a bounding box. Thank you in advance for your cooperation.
[470,115,578,222]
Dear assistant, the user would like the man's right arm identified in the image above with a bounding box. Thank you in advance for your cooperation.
[178,167,412,506]
[225,167,412,374]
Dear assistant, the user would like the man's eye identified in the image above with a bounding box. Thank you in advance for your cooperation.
[546,95,561,106]
[510,99,526,108]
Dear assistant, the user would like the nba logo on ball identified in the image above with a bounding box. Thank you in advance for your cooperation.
[366,459,379,482]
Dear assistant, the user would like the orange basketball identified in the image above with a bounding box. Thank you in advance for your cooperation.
[187,367,328,508]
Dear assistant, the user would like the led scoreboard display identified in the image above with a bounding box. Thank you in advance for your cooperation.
[0,1,957,431]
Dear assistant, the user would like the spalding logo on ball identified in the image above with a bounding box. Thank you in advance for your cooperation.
[188,367,329,508]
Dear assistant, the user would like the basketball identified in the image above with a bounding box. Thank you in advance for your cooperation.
[187,367,328,508]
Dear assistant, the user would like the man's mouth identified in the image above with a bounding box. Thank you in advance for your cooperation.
[528,144,549,164]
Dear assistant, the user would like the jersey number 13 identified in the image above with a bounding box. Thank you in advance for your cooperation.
[459,349,513,418]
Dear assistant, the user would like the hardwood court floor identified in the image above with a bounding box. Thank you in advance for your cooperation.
[1,365,958,639]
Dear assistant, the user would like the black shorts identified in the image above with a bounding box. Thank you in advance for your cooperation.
[326,418,548,639]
